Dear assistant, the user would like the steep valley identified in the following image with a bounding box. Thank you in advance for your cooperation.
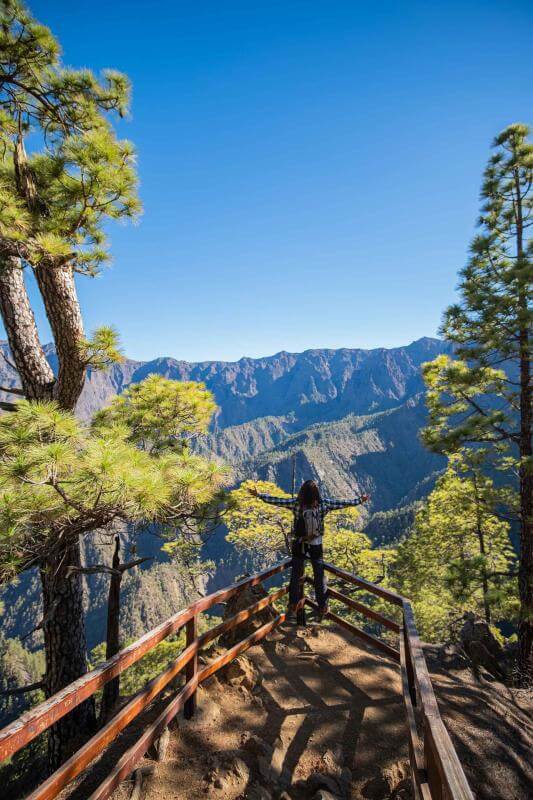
[0,336,448,670]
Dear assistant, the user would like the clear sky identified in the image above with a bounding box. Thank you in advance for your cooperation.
[13,0,533,362]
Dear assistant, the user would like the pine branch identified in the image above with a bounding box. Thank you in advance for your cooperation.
[0,351,18,372]
[120,556,152,572]
[21,597,60,640]
[487,570,518,578]
[66,556,152,579]
[67,564,122,578]
[1,680,44,697]
[0,385,25,396]
[457,390,519,444]
[48,479,86,514]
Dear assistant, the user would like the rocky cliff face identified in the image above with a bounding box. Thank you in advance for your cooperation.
[0,335,450,506]
[197,394,444,511]
[76,335,451,427]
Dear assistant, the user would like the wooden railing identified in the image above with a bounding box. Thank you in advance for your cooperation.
[0,560,291,800]
[0,558,473,800]
[316,562,474,800]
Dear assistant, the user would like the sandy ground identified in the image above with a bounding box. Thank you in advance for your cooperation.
[136,622,410,800]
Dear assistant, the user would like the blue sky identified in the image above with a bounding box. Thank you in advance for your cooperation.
[15,1,533,362]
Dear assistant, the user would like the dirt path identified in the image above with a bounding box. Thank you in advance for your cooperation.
[58,623,532,800]
[138,622,410,800]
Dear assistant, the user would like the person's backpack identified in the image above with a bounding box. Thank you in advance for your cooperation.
[294,506,321,542]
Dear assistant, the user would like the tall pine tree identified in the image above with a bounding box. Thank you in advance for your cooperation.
[423,124,532,679]
[0,0,139,763]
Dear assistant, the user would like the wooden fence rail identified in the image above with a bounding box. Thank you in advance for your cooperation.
[319,562,473,800]
[0,557,473,800]
[0,559,291,764]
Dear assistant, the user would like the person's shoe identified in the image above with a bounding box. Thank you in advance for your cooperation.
[316,604,329,622]
[285,604,298,623]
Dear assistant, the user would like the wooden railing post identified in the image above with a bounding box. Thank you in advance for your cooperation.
[184,615,198,719]
[424,721,444,800]
[403,623,417,707]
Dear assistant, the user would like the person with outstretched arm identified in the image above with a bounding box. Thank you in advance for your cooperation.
[249,480,369,622]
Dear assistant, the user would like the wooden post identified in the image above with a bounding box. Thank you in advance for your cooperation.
[404,624,417,707]
[291,454,296,498]
[102,536,122,716]
[184,616,197,720]
[424,721,444,800]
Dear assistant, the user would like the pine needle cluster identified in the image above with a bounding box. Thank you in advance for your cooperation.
[0,376,228,581]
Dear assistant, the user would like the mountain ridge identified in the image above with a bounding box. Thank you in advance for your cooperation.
[0,335,450,426]
[8,335,451,426]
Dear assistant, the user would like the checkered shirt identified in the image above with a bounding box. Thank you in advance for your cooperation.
[256,493,365,543]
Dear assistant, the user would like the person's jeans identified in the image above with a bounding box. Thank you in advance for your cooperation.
[288,540,328,609]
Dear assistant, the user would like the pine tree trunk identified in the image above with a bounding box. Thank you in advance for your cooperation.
[514,168,532,684]
[0,256,55,399]
[40,542,96,770]
[473,476,491,626]
[518,337,532,682]
[101,536,122,716]
[34,264,86,410]
[0,256,95,764]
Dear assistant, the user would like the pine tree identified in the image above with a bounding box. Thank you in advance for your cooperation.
[0,0,139,764]
[393,452,516,641]
[0,378,227,763]
[225,480,295,562]
[423,125,531,676]
[0,0,140,408]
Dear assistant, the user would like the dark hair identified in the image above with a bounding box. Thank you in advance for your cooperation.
[296,479,321,508]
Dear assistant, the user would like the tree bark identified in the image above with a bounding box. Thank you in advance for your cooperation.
[34,264,86,411]
[518,341,532,681]
[513,164,532,683]
[40,542,96,770]
[1,127,101,769]
[473,476,491,626]
[0,252,96,766]
[101,535,122,716]
[0,256,55,400]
